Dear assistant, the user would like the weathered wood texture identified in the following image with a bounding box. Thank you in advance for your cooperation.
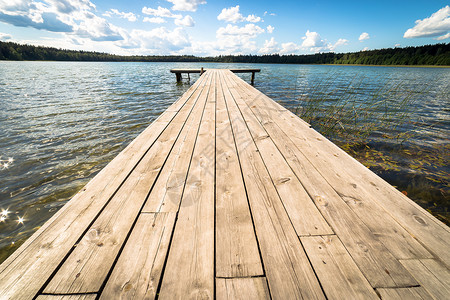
[0,69,449,299]
[216,278,270,300]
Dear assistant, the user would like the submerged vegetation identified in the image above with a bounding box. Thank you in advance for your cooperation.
[294,74,449,224]
[0,41,449,65]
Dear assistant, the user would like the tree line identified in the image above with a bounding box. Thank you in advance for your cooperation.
[0,41,448,65]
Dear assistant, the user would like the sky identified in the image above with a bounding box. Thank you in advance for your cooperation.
[0,0,449,56]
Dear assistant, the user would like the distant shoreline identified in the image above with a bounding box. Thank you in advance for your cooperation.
[321,64,450,68]
[1,41,449,66]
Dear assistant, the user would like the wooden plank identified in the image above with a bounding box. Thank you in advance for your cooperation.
[100,212,176,299]
[165,73,208,112]
[400,259,450,300]
[215,72,263,277]
[158,70,216,299]
[170,69,260,74]
[232,74,450,265]
[377,287,433,299]
[0,74,208,299]
[216,278,270,300]
[301,235,379,299]
[234,79,431,260]
[44,72,211,294]
[222,71,333,237]
[227,73,417,288]
[36,295,96,300]
[171,69,202,73]
[143,74,213,213]
[222,71,325,299]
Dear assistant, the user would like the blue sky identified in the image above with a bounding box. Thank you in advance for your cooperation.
[0,0,448,56]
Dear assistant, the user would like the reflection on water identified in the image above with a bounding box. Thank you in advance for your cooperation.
[0,62,448,263]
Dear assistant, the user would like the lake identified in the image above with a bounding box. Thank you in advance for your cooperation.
[0,61,448,263]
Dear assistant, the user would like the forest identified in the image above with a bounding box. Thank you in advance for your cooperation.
[0,41,448,65]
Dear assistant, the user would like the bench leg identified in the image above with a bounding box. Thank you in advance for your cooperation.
[176,73,182,82]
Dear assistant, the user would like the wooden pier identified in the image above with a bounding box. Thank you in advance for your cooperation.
[0,69,449,299]
[171,68,260,84]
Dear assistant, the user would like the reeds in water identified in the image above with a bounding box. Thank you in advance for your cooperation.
[293,72,449,224]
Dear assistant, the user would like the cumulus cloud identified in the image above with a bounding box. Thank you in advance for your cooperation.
[0,0,125,41]
[280,42,301,55]
[103,9,137,22]
[217,6,244,23]
[0,0,197,55]
[75,11,125,41]
[217,6,262,24]
[301,30,326,48]
[174,15,194,27]
[436,32,450,40]
[246,14,261,23]
[215,23,265,53]
[142,6,181,19]
[143,17,166,24]
[259,37,279,54]
[117,27,190,53]
[404,6,450,39]
[266,25,274,33]
[0,0,74,32]
[332,38,348,49]
[300,30,347,53]
[0,32,12,40]
[166,0,206,12]
[359,32,370,41]
[217,23,264,38]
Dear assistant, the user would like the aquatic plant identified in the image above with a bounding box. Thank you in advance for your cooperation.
[294,73,449,224]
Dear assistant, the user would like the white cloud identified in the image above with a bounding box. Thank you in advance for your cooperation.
[266,25,274,33]
[404,6,450,39]
[359,32,370,41]
[263,11,276,16]
[280,42,301,55]
[103,9,137,22]
[166,0,206,12]
[0,0,126,42]
[300,30,347,53]
[394,43,401,47]
[217,23,264,38]
[0,0,199,55]
[259,37,279,54]
[0,0,74,32]
[143,17,166,24]
[436,32,450,40]
[332,38,348,50]
[0,32,12,40]
[75,11,125,41]
[246,14,261,23]
[214,23,265,53]
[217,6,244,23]
[117,27,190,53]
[301,30,326,48]
[142,6,182,19]
[362,47,369,51]
[217,6,262,24]
[174,15,194,27]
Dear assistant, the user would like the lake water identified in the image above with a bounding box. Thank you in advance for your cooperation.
[0,61,448,262]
